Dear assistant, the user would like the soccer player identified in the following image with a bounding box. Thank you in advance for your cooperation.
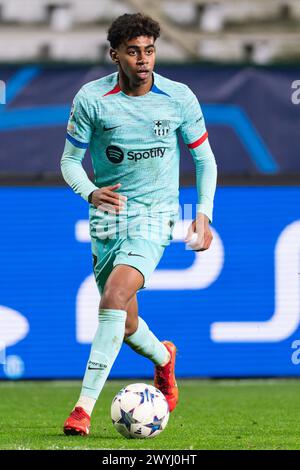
[61,13,217,436]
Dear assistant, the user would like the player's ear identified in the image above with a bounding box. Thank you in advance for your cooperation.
[110,49,119,65]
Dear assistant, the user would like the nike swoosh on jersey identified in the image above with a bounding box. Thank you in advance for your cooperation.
[103,125,121,132]
[128,251,146,258]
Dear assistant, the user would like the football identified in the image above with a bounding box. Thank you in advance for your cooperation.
[111,383,169,439]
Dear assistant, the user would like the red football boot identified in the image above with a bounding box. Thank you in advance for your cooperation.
[63,406,91,436]
[154,341,178,412]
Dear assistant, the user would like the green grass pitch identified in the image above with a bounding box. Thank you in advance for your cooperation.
[0,379,300,450]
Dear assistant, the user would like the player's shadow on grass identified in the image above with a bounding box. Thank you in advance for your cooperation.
[47,432,121,440]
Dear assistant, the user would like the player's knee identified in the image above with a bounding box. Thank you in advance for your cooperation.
[100,285,130,310]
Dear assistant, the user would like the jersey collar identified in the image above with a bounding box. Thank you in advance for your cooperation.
[103,73,170,98]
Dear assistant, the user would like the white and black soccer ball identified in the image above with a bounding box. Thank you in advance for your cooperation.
[111,383,169,439]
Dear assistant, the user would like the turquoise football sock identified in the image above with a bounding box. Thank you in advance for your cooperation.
[124,316,169,366]
[80,308,126,400]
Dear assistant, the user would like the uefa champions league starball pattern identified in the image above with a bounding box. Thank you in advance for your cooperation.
[111,383,170,439]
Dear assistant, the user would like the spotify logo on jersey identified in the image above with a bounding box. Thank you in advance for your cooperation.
[106,146,124,164]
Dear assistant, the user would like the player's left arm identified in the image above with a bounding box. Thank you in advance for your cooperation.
[179,87,217,251]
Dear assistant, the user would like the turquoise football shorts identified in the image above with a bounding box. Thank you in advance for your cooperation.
[91,236,166,293]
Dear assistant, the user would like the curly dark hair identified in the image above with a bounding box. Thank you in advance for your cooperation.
[107,13,160,49]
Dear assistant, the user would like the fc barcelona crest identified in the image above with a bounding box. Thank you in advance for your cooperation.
[154,120,170,137]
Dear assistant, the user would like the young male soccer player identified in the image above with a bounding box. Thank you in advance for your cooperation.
[61,13,217,435]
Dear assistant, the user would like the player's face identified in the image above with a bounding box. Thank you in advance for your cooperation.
[114,36,156,85]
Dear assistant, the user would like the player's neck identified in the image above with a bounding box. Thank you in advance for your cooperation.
[118,71,153,96]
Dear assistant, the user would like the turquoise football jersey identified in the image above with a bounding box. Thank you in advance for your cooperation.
[61,71,217,243]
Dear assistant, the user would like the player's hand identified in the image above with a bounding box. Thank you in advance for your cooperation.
[184,212,213,251]
[91,183,127,214]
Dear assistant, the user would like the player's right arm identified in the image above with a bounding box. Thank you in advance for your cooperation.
[60,88,126,213]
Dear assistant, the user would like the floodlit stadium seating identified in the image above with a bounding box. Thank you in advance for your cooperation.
[0,0,299,63]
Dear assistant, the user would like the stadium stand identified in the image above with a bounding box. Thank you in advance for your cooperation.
[0,0,300,63]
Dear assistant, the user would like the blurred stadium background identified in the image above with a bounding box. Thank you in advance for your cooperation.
[1,0,300,382]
